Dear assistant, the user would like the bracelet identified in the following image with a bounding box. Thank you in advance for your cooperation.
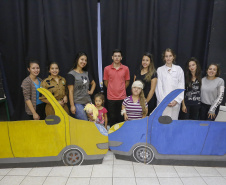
[121,109,126,116]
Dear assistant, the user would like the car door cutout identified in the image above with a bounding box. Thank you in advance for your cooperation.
[158,116,172,124]
[45,115,61,125]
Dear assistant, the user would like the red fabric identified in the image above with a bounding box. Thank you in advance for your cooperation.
[103,63,130,100]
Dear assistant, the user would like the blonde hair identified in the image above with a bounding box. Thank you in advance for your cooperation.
[139,90,147,116]
[84,103,99,121]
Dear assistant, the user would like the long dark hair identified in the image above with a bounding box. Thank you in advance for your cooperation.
[71,52,88,71]
[140,52,156,82]
[185,57,202,88]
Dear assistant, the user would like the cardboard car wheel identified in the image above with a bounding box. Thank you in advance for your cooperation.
[133,145,154,164]
[63,148,84,166]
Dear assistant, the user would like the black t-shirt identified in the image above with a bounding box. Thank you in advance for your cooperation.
[184,79,201,106]
[135,70,157,97]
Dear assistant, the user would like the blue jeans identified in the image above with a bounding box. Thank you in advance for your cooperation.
[74,104,88,121]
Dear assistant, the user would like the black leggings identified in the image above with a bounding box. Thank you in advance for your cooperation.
[199,102,219,121]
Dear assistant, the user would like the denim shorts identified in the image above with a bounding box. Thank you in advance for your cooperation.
[74,103,88,121]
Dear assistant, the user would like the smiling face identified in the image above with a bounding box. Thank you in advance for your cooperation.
[28,63,40,77]
[207,65,217,77]
[95,97,103,107]
[112,52,122,64]
[49,64,59,77]
[188,61,197,73]
[142,56,150,68]
[164,51,174,65]
[77,55,87,69]
[132,87,142,96]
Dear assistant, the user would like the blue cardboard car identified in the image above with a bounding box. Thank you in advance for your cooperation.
[108,89,226,165]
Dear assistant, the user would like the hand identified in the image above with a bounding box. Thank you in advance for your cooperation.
[63,96,68,103]
[208,113,216,120]
[124,113,128,121]
[182,105,187,113]
[88,90,93,95]
[168,100,177,107]
[70,105,76,114]
[33,113,40,120]
[58,100,64,106]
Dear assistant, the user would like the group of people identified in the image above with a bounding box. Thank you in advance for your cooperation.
[21,48,225,129]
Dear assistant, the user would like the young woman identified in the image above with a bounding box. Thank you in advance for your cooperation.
[39,62,69,116]
[67,52,96,120]
[122,81,148,121]
[21,59,45,120]
[155,48,184,120]
[200,64,225,121]
[134,52,157,115]
[181,57,202,120]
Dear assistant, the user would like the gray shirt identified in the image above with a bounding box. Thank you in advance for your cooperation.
[67,70,92,104]
[201,77,225,114]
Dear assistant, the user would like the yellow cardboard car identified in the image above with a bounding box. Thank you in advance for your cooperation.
[0,88,108,166]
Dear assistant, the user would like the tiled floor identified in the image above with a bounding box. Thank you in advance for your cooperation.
[0,151,226,185]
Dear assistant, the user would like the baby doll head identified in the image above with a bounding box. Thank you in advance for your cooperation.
[84,103,99,121]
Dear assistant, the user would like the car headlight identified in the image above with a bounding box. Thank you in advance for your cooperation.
[108,122,124,134]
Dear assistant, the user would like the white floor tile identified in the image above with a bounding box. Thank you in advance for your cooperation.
[136,177,160,185]
[216,167,226,177]
[48,166,73,177]
[66,177,90,185]
[195,167,221,177]
[7,168,32,176]
[104,153,114,160]
[158,177,183,185]
[0,176,25,185]
[0,169,12,176]
[28,167,52,176]
[181,177,207,185]
[102,159,114,165]
[91,165,113,177]
[134,165,157,177]
[0,176,3,181]
[113,165,134,177]
[20,176,46,185]
[70,165,93,177]
[90,177,112,185]
[203,177,226,185]
[174,166,200,177]
[154,165,178,177]
[113,178,136,185]
[43,177,68,185]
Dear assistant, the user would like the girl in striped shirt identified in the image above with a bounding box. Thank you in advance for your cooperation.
[121,81,148,121]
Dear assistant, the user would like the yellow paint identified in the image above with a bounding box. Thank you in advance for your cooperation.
[108,122,125,134]
[0,121,14,158]
[0,88,108,161]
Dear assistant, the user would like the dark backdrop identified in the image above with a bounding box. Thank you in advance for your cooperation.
[101,0,214,89]
[207,0,226,105]
[0,0,98,120]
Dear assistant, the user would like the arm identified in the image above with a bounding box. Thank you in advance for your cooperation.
[146,78,157,103]
[181,99,187,113]
[88,80,96,95]
[25,100,40,120]
[39,80,50,104]
[142,107,148,118]
[174,68,185,104]
[134,75,136,81]
[122,104,128,121]
[68,85,76,114]
[208,83,225,119]
[104,80,108,88]
[155,68,164,104]
[104,113,108,129]
[125,80,130,88]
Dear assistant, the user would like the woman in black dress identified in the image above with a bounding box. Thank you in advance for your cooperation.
[134,52,157,115]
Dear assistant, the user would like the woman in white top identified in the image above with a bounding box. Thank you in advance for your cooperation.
[155,48,184,120]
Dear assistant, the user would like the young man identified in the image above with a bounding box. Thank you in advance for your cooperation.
[103,49,130,126]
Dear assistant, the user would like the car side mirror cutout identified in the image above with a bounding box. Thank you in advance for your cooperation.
[45,115,61,125]
[158,116,172,124]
